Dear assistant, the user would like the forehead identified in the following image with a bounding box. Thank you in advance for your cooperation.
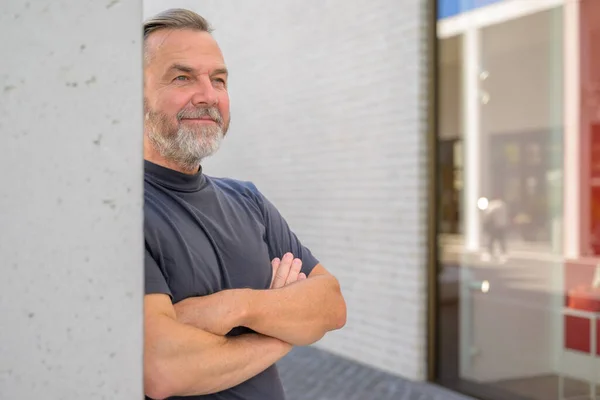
[146,29,225,72]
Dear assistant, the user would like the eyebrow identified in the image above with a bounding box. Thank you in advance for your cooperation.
[212,68,229,77]
[166,63,228,77]
[168,63,196,74]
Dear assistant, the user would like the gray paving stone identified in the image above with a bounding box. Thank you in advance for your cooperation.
[277,347,476,400]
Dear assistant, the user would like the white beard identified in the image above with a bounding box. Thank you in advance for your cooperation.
[148,122,223,170]
[145,104,227,171]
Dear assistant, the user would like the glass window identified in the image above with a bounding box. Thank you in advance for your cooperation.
[434,1,600,399]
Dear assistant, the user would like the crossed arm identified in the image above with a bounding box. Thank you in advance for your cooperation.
[175,258,346,345]
[144,255,346,399]
[144,293,292,399]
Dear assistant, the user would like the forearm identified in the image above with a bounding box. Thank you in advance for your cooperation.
[174,272,346,346]
[244,274,346,345]
[145,314,291,399]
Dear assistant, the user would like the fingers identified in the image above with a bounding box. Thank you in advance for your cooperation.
[285,258,303,286]
[270,257,281,289]
[271,252,293,289]
[271,253,305,289]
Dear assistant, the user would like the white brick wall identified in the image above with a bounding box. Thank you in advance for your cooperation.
[144,0,430,380]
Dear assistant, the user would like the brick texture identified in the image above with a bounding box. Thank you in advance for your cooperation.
[144,0,430,381]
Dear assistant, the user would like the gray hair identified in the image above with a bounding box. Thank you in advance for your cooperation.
[143,8,213,63]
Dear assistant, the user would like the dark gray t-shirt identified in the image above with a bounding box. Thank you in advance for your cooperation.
[144,160,319,400]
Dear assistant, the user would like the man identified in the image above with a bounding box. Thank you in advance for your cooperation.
[142,8,347,400]
[482,193,509,263]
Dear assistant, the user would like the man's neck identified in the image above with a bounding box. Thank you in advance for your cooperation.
[144,140,200,175]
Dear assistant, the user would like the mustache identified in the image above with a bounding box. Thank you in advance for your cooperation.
[177,107,223,124]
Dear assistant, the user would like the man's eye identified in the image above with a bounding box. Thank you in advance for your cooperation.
[213,78,226,86]
[174,76,189,81]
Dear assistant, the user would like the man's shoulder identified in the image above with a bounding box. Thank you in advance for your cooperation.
[207,176,263,202]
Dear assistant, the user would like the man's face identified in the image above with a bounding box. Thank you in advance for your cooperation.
[143,29,230,171]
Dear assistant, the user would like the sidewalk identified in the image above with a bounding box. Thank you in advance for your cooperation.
[439,233,556,253]
[278,346,476,400]
[439,234,562,266]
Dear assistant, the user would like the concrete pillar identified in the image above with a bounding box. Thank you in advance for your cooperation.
[0,1,144,398]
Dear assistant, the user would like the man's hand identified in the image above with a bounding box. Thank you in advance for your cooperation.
[270,252,307,289]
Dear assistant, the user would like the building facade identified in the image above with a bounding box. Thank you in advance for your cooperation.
[2,0,599,399]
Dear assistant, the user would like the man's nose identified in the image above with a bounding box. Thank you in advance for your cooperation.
[190,76,218,107]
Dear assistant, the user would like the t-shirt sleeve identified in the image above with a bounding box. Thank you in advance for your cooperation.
[250,184,320,276]
[145,248,172,298]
